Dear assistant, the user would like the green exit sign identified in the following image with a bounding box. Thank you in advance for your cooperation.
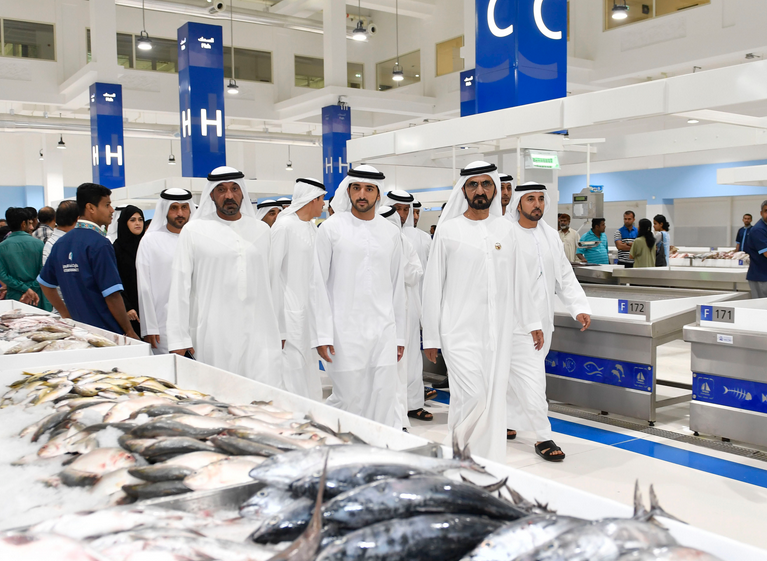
[527,150,560,169]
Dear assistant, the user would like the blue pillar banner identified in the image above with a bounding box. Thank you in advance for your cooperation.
[321,105,351,199]
[460,69,477,117]
[178,22,226,178]
[89,82,125,189]
[474,0,566,114]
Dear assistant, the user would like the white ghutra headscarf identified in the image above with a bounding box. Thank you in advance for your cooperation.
[381,190,415,228]
[276,178,326,222]
[193,166,255,221]
[437,161,502,227]
[146,188,196,234]
[331,165,386,214]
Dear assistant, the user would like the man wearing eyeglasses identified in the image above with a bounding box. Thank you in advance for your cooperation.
[421,161,542,462]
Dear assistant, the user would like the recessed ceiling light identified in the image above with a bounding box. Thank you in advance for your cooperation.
[687,119,699,124]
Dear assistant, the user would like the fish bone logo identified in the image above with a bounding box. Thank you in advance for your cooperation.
[723,386,752,401]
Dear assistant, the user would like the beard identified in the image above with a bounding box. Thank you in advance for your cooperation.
[520,207,543,222]
[351,198,374,214]
[216,198,241,216]
[169,216,188,229]
[465,191,494,210]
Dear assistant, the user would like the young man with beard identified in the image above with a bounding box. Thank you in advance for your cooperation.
[166,167,284,387]
[421,162,543,462]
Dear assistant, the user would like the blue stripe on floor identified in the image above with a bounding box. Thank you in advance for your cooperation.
[549,417,767,489]
[427,388,450,405]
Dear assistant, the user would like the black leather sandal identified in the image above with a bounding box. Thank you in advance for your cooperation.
[535,440,565,462]
[407,408,433,421]
[507,429,517,440]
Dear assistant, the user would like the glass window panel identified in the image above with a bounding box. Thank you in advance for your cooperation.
[135,36,177,73]
[604,1,653,29]
[348,62,363,89]
[436,36,463,77]
[376,50,420,91]
[295,55,324,89]
[3,19,55,60]
[655,0,709,16]
[86,30,132,67]
[223,46,272,83]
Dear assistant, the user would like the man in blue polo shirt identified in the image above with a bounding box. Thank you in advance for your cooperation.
[744,200,767,299]
[38,183,139,339]
[614,210,638,267]
[735,213,753,252]
[576,218,609,265]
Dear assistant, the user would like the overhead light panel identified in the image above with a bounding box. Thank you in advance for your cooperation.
[612,0,629,20]
[137,0,153,50]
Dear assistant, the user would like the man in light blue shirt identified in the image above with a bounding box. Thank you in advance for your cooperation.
[577,218,610,265]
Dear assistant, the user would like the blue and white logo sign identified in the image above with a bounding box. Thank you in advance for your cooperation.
[545,350,653,392]
[89,82,125,189]
[178,22,226,178]
[474,0,566,114]
[460,69,478,117]
[618,299,628,314]
[321,105,351,199]
[700,305,713,321]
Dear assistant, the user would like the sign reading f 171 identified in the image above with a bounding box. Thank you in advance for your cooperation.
[89,82,125,188]
[474,0,566,114]
[178,22,226,177]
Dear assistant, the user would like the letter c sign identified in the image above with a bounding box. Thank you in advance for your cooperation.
[488,0,562,39]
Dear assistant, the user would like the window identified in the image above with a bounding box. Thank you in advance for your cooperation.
[224,46,272,83]
[87,29,133,68]
[135,36,177,73]
[295,55,324,88]
[436,36,463,77]
[376,50,420,91]
[604,0,710,30]
[348,62,364,89]
[2,19,55,61]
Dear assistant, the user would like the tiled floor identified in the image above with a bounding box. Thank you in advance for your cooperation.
[408,340,767,551]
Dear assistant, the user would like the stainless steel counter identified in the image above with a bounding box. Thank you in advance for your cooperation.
[611,266,749,292]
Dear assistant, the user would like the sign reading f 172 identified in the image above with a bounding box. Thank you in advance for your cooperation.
[474,0,566,114]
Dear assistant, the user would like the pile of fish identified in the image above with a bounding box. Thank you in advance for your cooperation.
[0,312,118,355]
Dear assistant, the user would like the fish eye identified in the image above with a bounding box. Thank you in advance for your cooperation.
[268,516,280,525]
[257,491,267,497]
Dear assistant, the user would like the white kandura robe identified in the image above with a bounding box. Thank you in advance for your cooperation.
[136,229,179,355]
[506,220,591,440]
[270,213,322,401]
[166,214,284,387]
[312,212,407,428]
[398,233,423,417]
[421,215,542,462]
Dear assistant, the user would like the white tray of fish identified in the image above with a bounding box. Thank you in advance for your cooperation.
[0,301,151,370]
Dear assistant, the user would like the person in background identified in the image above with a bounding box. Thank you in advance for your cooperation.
[113,205,145,336]
[499,174,514,217]
[255,199,283,227]
[735,213,753,252]
[577,218,609,264]
[33,207,56,244]
[558,213,580,263]
[0,207,50,310]
[38,183,139,339]
[629,218,657,268]
[614,210,638,267]
[653,214,671,266]
[743,200,767,298]
[24,207,39,233]
[429,224,436,237]
[327,196,335,216]
[43,201,80,265]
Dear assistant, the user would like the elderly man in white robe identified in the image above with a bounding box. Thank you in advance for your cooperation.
[167,167,284,387]
[271,178,327,401]
[506,181,592,462]
[382,191,433,422]
[136,188,195,355]
[422,161,543,462]
[313,166,407,429]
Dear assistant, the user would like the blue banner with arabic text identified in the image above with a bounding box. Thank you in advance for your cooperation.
[545,351,653,392]
[693,373,767,414]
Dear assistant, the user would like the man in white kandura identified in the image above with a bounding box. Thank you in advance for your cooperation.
[255,199,283,228]
[379,203,424,426]
[383,190,432,422]
[313,166,407,428]
[136,188,195,355]
[270,178,327,401]
[499,174,514,218]
[506,181,592,462]
[167,166,284,387]
[422,161,543,462]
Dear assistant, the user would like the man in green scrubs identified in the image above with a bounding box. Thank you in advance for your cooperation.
[0,207,51,310]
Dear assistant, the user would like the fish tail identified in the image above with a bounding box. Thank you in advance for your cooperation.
[644,484,686,526]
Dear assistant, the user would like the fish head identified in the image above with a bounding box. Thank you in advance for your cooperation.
[241,486,299,519]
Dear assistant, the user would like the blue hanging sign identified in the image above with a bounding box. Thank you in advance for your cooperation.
[89,82,125,189]
[177,22,226,178]
[545,350,653,392]
[322,105,351,199]
[474,0,566,114]
[693,373,767,415]
[460,69,477,117]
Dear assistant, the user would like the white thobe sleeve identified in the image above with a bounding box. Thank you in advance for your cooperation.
[391,233,407,347]
[513,242,544,335]
[310,223,334,348]
[555,238,592,319]
[166,228,195,352]
[136,240,159,338]
[402,237,423,288]
[269,225,288,341]
[420,233,445,350]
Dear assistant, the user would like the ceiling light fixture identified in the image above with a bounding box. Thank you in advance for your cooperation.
[611,0,629,20]
[687,119,699,124]
[57,134,66,150]
[168,140,176,164]
[227,2,239,94]
[286,145,293,171]
[137,0,153,50]
[352,0,367,41]
[392,0,403,82]
[39,149,44,161]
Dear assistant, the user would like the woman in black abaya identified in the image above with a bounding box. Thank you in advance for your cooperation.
[113,205,145,336]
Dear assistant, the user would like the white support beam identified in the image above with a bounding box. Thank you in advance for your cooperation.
[361,0,435,19]
[717,164,767,187]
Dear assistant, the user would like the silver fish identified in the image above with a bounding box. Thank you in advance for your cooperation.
[616,546,723,561]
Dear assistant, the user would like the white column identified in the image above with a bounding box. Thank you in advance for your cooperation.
[461,0,476,70]
[56,0,83,83]
[90,0,118,80]
[323,0,347,88]
[43,134,66,205]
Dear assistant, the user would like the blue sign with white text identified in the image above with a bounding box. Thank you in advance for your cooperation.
[618,299,628,314]
[178,22,226,178]
[700,305,713,321]
[460,69,477,117]
[546,350,653,392]
[322,105,351,199]
[89,83,125,189]
[474,0,566,114]
[693,373,767,415]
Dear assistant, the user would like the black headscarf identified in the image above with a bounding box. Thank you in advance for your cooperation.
[112,206,145,329]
